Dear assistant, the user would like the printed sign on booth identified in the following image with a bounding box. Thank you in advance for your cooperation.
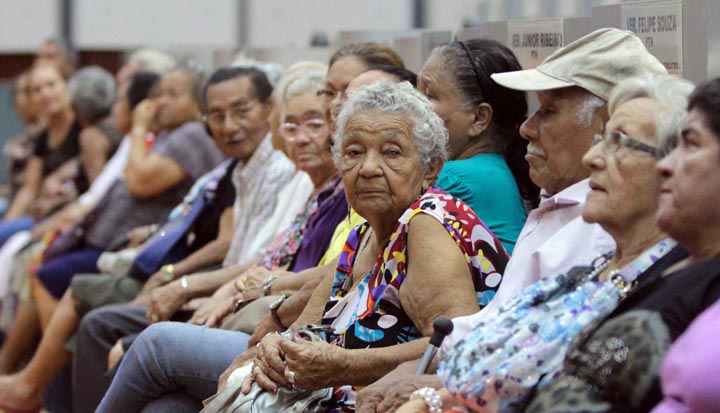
[621,0,683,75]
[507,19,564,69]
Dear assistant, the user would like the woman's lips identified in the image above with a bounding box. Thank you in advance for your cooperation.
[356,187,385,195]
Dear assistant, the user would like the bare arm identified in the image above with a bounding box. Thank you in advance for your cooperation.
[357,360,443,413]
[182,263,251,299]
[5,156,43,219]
[282,214,481,390]
[270,261,335,297]
[290,260,338,328]
[78,126,112,184]
[400,214,480,335]
[124,100,187,199]
[281,334,430,389]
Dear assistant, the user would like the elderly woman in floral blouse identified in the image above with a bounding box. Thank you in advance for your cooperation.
[96,80,508,412]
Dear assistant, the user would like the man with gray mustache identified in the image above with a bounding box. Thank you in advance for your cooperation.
[357,28,667,413]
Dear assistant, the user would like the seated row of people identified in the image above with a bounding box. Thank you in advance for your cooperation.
[0,27,717,413]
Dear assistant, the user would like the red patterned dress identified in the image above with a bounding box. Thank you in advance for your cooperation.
[320,185,509,411]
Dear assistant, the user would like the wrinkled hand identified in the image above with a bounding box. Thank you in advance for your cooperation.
[278,337,344,391]
[107,339,125,371]
[195,295,235,327]
[241,333,290,394]
[132,99,159,130]
[146,280,186,323]
[132,271,166,305]
[248,312,285,347]
[357,374,443,413]
[218,347,256,392]
[234,266,270,293]
[394,398,429,413]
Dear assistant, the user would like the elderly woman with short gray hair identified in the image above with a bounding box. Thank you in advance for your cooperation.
[68,66,122,191]
[226,79,508,411]
[96,80,508,412]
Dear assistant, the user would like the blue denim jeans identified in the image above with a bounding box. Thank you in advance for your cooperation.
[96,322,250,413]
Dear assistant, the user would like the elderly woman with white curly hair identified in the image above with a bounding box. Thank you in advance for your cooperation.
[95,80,509,412]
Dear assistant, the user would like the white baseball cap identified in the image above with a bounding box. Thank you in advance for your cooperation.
[491,28,667,101]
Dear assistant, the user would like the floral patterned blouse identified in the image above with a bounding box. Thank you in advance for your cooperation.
[437,238,677,413]
[320,186,509,411]
[260,176,341,270]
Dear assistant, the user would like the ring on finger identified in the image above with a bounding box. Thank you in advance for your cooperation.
[287,370,296,384]
[151,314,159,322]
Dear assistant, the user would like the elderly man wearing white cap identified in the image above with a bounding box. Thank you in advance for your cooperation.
[356,27,667,413]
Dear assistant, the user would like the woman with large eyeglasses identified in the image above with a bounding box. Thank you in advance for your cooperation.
[395,74,697,413]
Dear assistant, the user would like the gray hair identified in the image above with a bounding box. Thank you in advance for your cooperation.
[41,37,77,63]
[282,69,327,103]
[127,48,177,75]
[609,74,695,155]
[68,66,117,123]
[332,80,448,172]
[272,61,327,106]
[230,56,284,86]
[575,93,607,128]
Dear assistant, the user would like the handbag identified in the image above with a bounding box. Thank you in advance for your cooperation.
[438,239,676,413]
[201,326,334,413]
[128,159,234,279]
[42,223,86,262]
[220,296,278,334]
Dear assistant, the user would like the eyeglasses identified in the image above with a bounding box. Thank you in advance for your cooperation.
[279,119,328,141]
[591,131,658,157]
[204,100,258,129]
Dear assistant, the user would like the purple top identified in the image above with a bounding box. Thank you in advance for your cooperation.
[651,298,720,413]
[289,177,348,272]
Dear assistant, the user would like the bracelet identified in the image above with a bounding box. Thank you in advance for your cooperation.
[262,275,279,296]
[409,387,442,413]
[180,276,190,302]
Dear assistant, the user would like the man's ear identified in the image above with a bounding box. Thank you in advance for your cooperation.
[468,102,493,138]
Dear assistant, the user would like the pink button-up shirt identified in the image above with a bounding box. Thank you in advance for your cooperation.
[442,179,615,356]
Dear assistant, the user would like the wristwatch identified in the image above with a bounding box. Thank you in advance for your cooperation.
[262,275,279,296]
[160,264,175,284]
[269,294,288,329]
